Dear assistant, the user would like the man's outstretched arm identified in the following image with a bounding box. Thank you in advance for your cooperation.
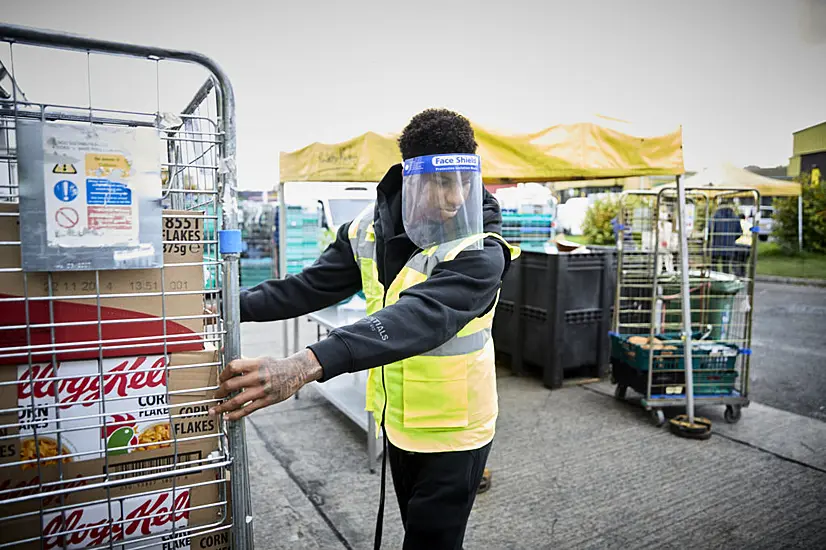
[209,239,511,421]
[240,222,363,322]
[310,237,509,380]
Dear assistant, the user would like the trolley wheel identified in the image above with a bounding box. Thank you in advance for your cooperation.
[614,385,627,401]
[650,408,666,427]
[724,405,742,424]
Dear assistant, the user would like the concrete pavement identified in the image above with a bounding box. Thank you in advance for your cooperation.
[240,321,826,550]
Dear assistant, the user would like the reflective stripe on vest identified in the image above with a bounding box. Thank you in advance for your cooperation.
[348,202,521,453]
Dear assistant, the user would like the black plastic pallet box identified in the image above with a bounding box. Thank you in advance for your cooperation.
[493,248,616,388]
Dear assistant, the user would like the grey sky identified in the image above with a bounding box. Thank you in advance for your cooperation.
[3,0,825,190]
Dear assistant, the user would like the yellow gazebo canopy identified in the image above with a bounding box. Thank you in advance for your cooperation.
[280,121,685,184]
[656,163,801,197]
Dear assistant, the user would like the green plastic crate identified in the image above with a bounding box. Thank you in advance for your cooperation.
[692,370,739,395]
[610,333,739,373]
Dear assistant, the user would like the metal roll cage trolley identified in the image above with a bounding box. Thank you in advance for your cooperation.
[610,177,757,437]
[0,24,253,549]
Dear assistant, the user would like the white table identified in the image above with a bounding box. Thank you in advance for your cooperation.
[304,305,383,472]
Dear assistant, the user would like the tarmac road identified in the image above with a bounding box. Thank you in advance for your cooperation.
[749,282,826,421]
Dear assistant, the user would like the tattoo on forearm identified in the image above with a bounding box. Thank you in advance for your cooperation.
[258,350,323,404]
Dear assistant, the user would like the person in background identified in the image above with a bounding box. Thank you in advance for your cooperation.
[710,206,741,275]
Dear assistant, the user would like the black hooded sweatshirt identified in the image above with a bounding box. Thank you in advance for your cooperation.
[239,164,512,381]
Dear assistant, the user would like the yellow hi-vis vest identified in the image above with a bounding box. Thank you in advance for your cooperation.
[348,204,521,452]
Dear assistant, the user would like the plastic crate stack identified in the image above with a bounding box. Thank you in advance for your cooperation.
[239,201,276,288]
[501,209,554,244]
[204,202,220,290]
[285,205,322,275]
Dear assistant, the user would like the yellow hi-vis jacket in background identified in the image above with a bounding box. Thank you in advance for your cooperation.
[735,218,753,246]
[348,204,521,453]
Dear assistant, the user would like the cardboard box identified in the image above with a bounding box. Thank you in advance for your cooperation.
[2,484,230,550]
[37,486,230,550]
[0,204,209,364]
[0,440,231,550]
[0,350,220,470]
[0,438,222,513]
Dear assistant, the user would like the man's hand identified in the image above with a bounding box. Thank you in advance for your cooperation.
[208,349,323,421]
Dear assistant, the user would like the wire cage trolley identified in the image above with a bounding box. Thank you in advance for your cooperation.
[0,24,253,549]
[610,186,758,426]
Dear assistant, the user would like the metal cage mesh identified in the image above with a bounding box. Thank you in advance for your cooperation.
[0,27,249,550]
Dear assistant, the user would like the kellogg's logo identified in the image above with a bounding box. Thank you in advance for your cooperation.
[18,356,167,409]
[0,476,88,507]
[41,490,190,549]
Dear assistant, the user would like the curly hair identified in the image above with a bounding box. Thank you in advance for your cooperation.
[398,109,477,160]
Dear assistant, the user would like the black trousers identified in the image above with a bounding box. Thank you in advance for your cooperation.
[387,439,492,550]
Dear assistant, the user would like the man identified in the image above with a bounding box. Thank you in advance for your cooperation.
[710,205,741,275]
[209,109,518,549]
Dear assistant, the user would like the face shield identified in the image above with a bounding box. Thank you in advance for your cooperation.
[402,154,483,250]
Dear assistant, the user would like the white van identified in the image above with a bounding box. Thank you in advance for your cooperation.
[320,187,376,235]
[281,181,378,247]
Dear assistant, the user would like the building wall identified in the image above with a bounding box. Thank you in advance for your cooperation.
[793,122,826,156]
[789,122,826,177]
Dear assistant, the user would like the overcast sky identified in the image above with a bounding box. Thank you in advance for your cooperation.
[3,0,825,190]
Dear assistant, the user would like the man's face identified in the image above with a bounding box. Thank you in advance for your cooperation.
[424,173,472,222]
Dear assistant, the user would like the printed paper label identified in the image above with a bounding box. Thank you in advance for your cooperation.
[42,125,161,249]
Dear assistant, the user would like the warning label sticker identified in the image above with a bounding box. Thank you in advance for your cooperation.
[53,180,79,202]
[86,179,133,206]
[86,153,132,179]
[55,207,80,228]
[88,206,133,230]
[52,163,77,174]
[42,125,160,249]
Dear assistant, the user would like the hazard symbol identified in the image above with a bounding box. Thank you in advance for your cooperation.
[52,163,77,174]
[55,207,79,229]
